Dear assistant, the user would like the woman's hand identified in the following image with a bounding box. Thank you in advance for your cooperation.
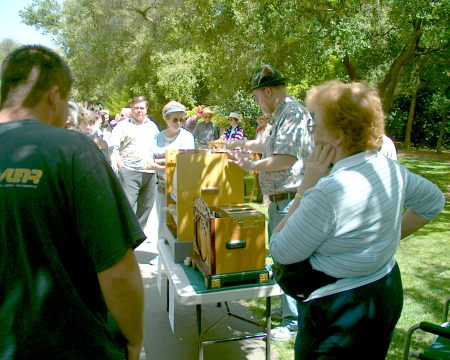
[273,143,334,234]
[298,143,335,194]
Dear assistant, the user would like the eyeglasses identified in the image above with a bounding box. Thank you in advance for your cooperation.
[171,118,183,123]
[133,106,146,110]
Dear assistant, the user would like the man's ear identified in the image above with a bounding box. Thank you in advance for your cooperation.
[46,86,59,112]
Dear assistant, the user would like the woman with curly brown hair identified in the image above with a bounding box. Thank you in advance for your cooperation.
[270,80,444,359]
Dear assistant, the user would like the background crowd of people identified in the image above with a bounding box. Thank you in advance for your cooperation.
[66,94,273,213]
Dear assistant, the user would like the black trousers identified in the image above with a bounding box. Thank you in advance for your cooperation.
[295,263,403,360]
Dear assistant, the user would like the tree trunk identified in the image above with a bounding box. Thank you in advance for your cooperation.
[404,87,418,149]
[436,117,447,154]
[378,19,423,112]
[343,54,359,81]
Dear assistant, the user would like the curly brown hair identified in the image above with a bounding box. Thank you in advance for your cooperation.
[306,80,384,155]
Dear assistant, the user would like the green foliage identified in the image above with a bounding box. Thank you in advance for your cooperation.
[0,39,20,67]
[386,100,409,142]
[19,0,62,36]
[214,89,262,139]
[104,87,134,117]
[20,0,449,149]
[153,49,208,108]
[387,90,450,149]
[429,91,450,121]
[185,104,206,119]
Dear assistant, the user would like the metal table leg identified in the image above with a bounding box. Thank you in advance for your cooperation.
[166,278,169,312]
[195,299,273,360]
[197,304,203,360]
[266,296,272,360]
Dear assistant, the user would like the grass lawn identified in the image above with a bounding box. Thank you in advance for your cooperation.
[242,150,450,360]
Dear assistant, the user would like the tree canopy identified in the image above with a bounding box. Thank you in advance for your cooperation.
[14,0,450,145]
[0,39,21,66]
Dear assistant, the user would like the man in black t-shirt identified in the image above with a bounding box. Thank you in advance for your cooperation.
[0,46,145,360]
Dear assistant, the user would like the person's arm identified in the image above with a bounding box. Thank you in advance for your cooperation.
[401,210,433,239]
[110,150,121,172]
[214,124,220,140]
[273,196,301,233]
[193,124,203,145]
[226,138,265,153]
[97,249,144,360]
[112,149,123,171]
[400,167,445,238]
[273,143,335,234]
[229,153,296,172]
[110,127,123,171]
[270,187,335,265]
[145,160,165,171]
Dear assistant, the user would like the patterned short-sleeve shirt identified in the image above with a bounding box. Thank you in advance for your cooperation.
[111,117,159,172]
[259,97,313,195]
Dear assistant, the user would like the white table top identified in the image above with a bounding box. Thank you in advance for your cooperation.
[157,239,283,306]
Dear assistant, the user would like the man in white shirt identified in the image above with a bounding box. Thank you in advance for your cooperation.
[111,96,160,229]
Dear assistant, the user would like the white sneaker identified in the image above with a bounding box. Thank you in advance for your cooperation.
[270,325,297,341]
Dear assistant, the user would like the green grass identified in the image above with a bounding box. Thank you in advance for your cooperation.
[242,154,450,360]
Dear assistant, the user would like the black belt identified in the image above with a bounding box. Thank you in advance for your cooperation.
[268,192,297,202]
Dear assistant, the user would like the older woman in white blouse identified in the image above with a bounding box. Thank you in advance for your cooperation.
[152,101,195,251]
[270,80,444,360]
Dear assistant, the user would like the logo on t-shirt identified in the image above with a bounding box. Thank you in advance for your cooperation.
[0,168,43,188]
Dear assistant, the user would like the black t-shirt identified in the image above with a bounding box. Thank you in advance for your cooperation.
[0,119,145,359]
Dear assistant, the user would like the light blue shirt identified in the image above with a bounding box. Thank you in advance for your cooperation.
[270,151,444,301]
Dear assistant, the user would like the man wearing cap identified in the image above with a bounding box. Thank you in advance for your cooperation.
[228,64,313,341]
[193,107,220,148]
[111,95,160,230]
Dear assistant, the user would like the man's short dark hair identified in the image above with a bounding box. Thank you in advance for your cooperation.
[0,45,73,109]
[130,95,147,107]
